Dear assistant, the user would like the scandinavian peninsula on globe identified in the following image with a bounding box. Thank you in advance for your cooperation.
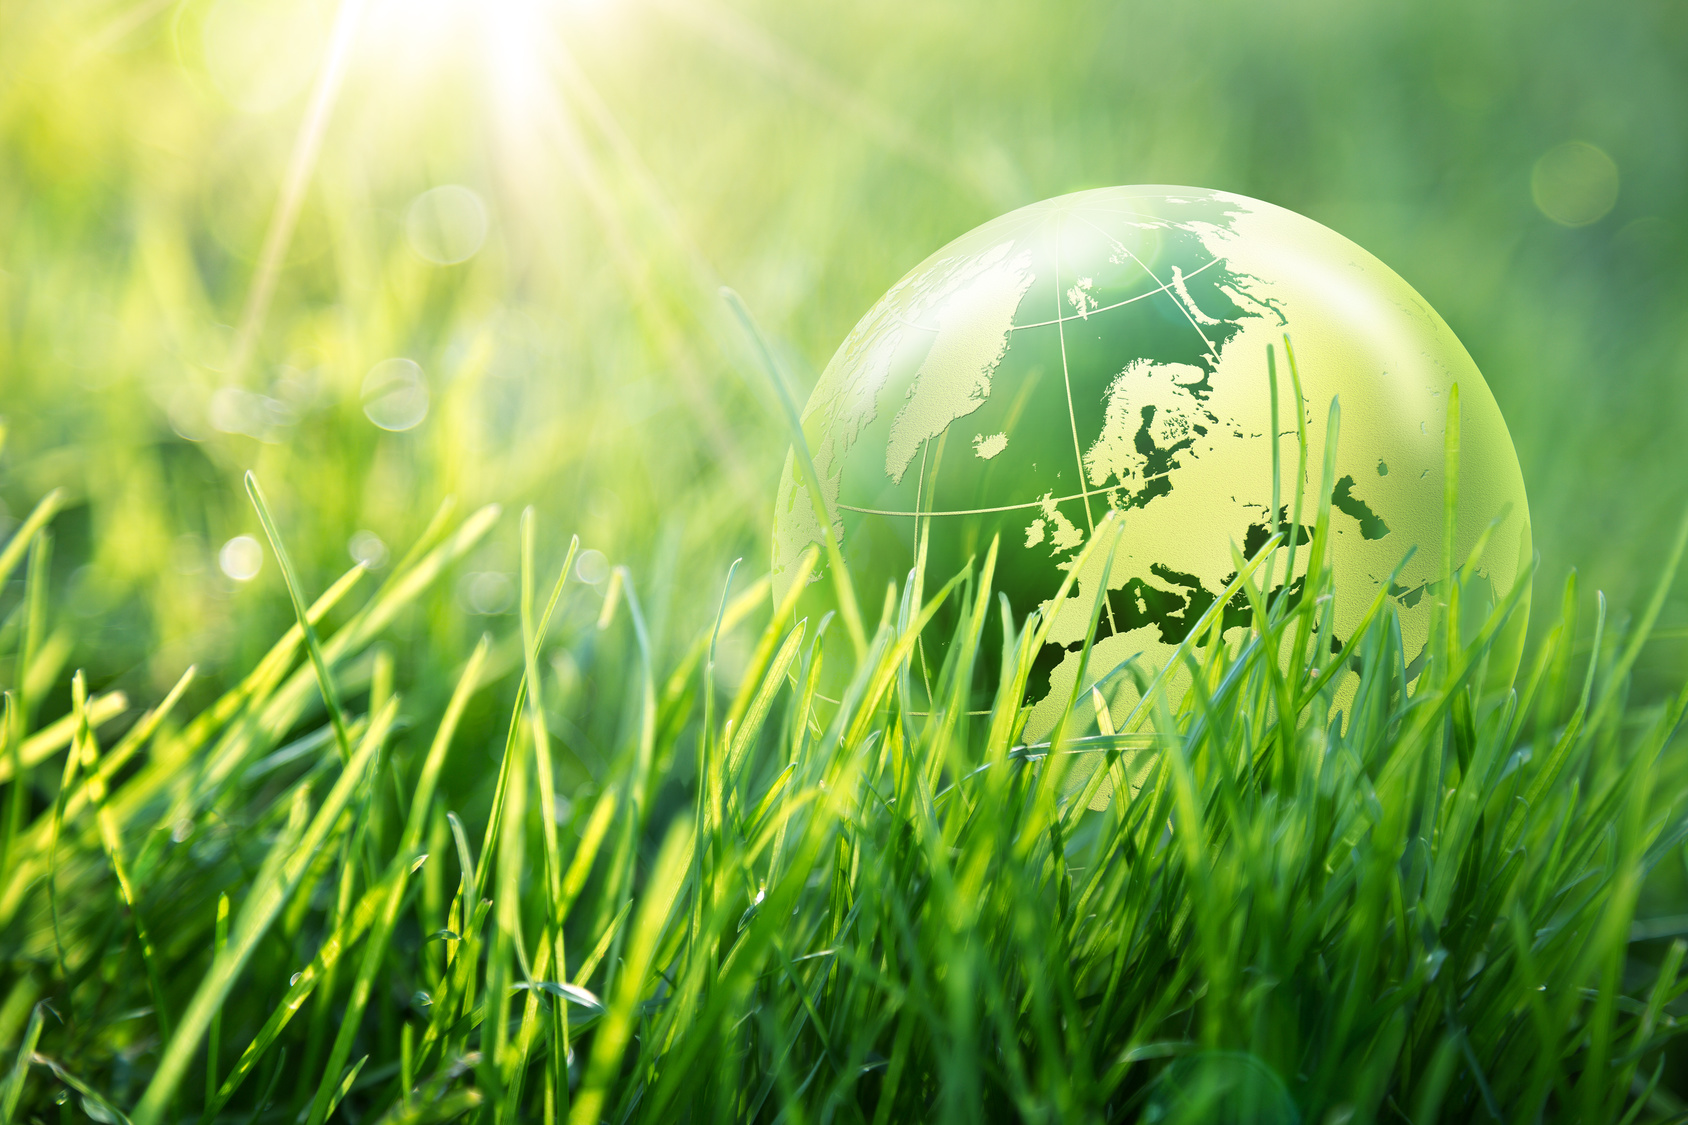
[771,186,1531,755]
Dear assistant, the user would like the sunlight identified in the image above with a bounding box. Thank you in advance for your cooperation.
[361,0,620,87]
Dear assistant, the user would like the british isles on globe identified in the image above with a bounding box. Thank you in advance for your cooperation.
[772,185,1530,753]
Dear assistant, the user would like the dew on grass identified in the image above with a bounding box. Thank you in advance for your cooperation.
[362,358,430,431]
[219,535,263,581]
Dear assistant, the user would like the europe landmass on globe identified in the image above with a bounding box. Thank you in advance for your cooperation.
[772,187,1531,773]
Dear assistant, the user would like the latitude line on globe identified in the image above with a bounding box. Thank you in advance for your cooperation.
[885,256,1222,336]
[1012,256,1221,330]
[837,487,1116,518]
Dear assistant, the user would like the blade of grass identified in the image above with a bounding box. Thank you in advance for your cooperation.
[1,530,51,891]
[246,472,354,764]
[306,637,489,1125]
[480,704,530,1116]
[202,851,416,1122]
[206,893,229,1106]
[723,286,866,660]
[131,696,395,1125]
[317,1055,368,1125]
[518,513,577,1122]
[569,816,693,1125]
[47,671,102,979]
[0,692,127,787]
[1590,503,1688,733]
[75,672,174,1040]
[0,1001,46,1123]
[0,489,63,590]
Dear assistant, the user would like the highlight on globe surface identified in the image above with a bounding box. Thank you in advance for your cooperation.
[3,3,1686,1123]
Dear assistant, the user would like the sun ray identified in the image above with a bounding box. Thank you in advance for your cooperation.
[481,5,756,492]
[644,0,983,199]
[230,0,371,380]
[541,32,722,299]
[73,0,180,63]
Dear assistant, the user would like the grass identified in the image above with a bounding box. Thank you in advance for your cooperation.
[3,371,1688,1124]
[5,6,1688,1121]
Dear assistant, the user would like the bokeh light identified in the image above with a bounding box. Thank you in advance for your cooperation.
[462,571,514,614]
[406,185,490,264]
[348,529,389,569]
[218,535,264,581]
[1532,142,1620,227]
[4,0,1687,786]
[361,358,430,431]
[6,0,1688,1113]
[575,548,610,585]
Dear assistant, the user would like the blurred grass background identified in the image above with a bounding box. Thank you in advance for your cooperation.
[2,0,1686,708]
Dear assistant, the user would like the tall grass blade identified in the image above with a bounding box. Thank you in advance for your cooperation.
[131,697,395,1125]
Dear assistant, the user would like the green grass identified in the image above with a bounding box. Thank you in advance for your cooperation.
[3,375,1688,1123]
[6,4,1688,1121]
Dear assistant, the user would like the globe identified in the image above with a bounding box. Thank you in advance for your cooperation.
[771,185,1530,771]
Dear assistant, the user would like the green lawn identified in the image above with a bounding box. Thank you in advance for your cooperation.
[5,402,1688,1121]
[5,1,1688,1120]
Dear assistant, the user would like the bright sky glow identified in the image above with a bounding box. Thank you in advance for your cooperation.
[361,0,617,90]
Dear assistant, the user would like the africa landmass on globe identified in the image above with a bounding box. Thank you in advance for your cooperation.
[772,186,1531,780]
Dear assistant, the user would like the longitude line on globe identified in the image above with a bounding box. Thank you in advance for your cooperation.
[911,437,937,695]
[1069,211,1219,362]
[1052,210,1118,635]
[913,438,930,544]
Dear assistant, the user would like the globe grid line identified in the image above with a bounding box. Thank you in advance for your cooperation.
[912,433,930,537]
[837,224,1234,527]
[884,254,1224,337]
[777,185,1531,756]
[1009,255,1222,331]
[1046,199,1236,223]
[836,487,1112,519]
[911,433,943,701]
[833,226,1235,524]
[1056,209,1232,644]
[1069,210,1221,364]
[1051,209,1124,637]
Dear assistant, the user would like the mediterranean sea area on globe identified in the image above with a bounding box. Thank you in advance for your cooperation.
[770,185,1531,799]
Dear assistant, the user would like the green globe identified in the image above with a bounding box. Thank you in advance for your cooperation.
[772,185,1530,751]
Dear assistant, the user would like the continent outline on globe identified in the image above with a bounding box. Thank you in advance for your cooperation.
[772,185,1530,750]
